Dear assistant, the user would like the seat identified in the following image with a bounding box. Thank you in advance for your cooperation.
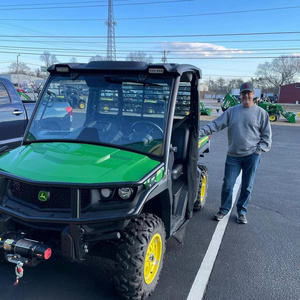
[171,127,189,180]
[77,127,100,143]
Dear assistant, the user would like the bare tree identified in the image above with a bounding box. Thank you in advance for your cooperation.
[126,51,153,63]
[70,57,78,63]
[33,68,42,77]
[256,55,300,91]
[8,62,30,74]
[89,55,103,62]
[40,51,58,67]
[227,79,244,92]
[215,77,226,94]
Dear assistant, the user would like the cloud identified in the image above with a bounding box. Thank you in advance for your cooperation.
[161,42,250,58]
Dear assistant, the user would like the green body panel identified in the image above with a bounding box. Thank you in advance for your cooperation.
[198,136,209,148]
[221,93,240,111]
[18,91,31,101]
[200,102,211,116]
[0,143,161,184]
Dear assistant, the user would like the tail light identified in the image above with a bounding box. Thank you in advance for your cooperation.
[66,106,73,115]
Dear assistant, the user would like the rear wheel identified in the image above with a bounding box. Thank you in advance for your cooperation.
[194,165,208,211]
[114,213,166,300]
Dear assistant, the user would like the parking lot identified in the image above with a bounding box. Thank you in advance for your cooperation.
[0,121,299,300]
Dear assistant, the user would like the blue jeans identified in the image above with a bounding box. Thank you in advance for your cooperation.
[220,153,260,215]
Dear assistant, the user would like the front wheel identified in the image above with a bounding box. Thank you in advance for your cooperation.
[194,165,208,211]
[114,213,166,300]
[269,113,278,122]
[78,100,86,109]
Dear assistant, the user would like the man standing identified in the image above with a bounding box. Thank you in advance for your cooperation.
[199,82,272,224]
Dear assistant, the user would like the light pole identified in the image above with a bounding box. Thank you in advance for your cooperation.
[17,54,20,87]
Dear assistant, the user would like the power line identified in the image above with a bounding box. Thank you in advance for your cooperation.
[1,5,299,21]
[0,38,299,45]
[0,0,193,11]
[1,50,299,60]
[1,31,300,39]
[1,45,300,53]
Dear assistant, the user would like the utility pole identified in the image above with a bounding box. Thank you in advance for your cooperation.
[161,51,170,63]
[17,54,20,87]
[106,0,117,61]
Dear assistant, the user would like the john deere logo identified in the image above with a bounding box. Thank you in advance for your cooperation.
[38,191,49,202]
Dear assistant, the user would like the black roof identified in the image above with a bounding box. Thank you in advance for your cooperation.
[47,61,202,79]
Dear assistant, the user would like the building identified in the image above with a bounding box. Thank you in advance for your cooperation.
[199,83,209,92]
[279,83,300,104]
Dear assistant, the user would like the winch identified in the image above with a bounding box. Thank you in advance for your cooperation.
[0,234,52,285]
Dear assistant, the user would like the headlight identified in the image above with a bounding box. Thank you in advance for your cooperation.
[100,188,113,199]
[118,187,134,200]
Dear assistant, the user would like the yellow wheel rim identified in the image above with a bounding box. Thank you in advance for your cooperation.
[144,233,162,285]
[269,115,276,121]
[200,176,206,203]
[79,102,85,109]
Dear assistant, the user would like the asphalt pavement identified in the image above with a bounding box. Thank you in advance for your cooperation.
[0,123,299,300]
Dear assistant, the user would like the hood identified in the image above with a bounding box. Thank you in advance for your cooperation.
[0,143,160,184]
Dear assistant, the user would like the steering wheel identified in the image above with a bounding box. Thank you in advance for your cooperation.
[130,121,163,146]
[131,121,163,137]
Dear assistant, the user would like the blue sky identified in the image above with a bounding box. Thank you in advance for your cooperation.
[0,0,299,82]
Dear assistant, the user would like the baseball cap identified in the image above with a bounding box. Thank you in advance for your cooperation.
[240,82,254,93]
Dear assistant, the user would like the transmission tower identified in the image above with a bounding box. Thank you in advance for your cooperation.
[106,0,117,61]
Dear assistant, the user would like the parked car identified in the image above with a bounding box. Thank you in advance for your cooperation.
[23,87,34,93]
[0,78,35,154]
[0,77,72,154]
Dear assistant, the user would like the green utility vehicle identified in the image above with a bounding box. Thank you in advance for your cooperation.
[0,62,210,299]
[221,92,296,123]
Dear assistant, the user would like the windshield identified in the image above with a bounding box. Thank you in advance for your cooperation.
[25,74,173,157]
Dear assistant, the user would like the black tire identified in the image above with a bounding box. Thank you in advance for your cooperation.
[114,213,166,300]
[194,165,208,211]
[78,100,86,109]
[269,113,278,122]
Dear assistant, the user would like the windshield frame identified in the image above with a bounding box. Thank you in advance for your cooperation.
[24,72,175,159]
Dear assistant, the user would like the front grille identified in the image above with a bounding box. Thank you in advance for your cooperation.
[10,180,90,210]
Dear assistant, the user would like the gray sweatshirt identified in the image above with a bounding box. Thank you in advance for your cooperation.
[199,104,272,157]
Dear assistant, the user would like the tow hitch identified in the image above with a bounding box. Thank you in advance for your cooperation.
[0,235,52,285]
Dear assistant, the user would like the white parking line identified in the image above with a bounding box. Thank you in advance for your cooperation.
[187,174,241,300]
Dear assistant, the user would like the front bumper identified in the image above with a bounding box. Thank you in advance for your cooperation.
[0,176,156,261]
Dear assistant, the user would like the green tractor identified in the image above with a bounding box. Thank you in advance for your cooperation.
[200,101,211,116]
[221,93,240,112]
[257,100,296,123]
[221,93,296,123]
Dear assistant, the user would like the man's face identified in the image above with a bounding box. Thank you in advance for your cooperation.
[240,91,255,108]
